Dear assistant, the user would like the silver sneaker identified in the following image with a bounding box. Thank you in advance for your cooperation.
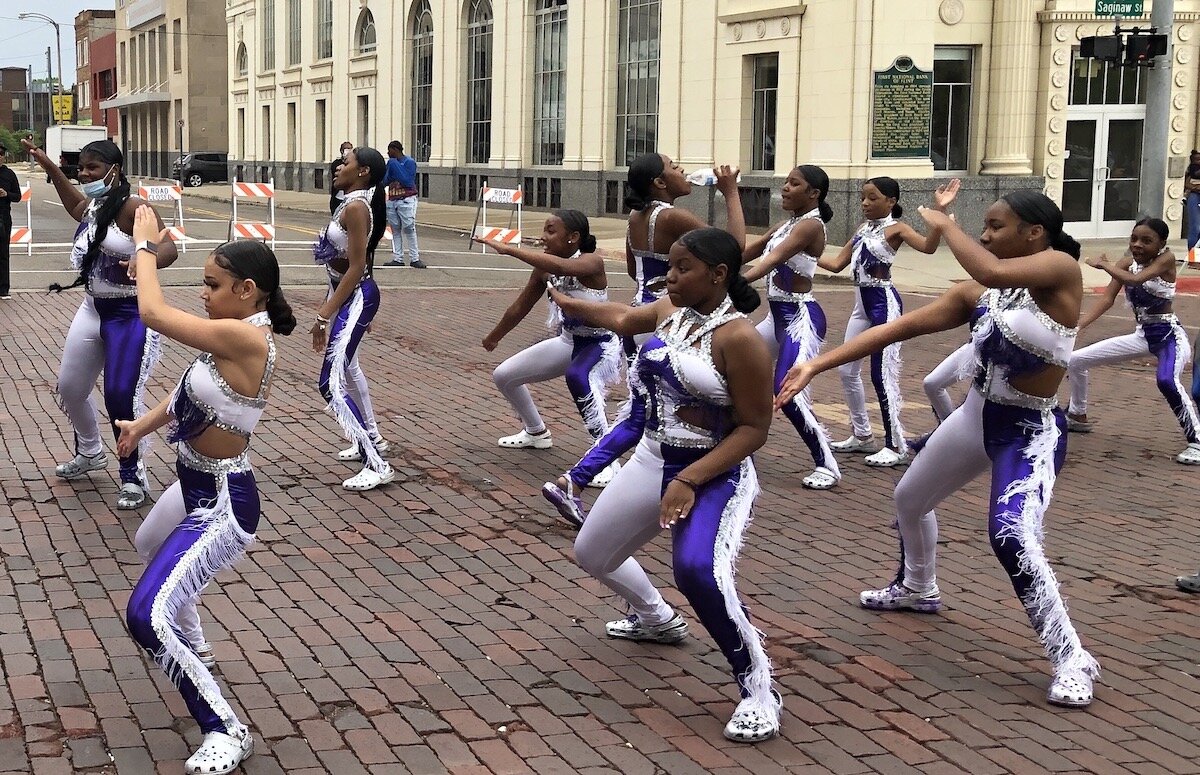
[55,452,108,479]
[605,612,689,644]
[116,483,148,510]
[860,580,942,613]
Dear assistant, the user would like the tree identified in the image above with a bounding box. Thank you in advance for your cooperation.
[0,128,43,160]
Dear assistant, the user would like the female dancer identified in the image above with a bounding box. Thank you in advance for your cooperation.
[820,177,960,467]
[1065,219,1200,464]
[23,137,177,510]
[481,211,622,486]
[624,154,744,354]
[777,190,1100,708]
[741,164,839,489]
[118,216,295,774]
[549,227,781,742]
[312,145,394,492]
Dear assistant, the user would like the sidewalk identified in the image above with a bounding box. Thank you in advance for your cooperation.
[142,172,1155,293]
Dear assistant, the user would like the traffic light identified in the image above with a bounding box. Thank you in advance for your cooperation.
[1080,35,1123,62]
[1125,33,1168,65]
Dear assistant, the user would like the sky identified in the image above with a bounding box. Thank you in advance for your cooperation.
[0,0,110,85]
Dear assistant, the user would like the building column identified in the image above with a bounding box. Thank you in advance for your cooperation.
[980,0,1039,175]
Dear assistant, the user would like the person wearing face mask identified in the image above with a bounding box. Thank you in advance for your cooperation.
[777,190,1101,709]
[477,211,623,487]
[22,137,178,511]
[328,140,353,215]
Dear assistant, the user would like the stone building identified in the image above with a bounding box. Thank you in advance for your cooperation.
[75,9,118,136]
[101,0,228,178]
[224,0,1200,240]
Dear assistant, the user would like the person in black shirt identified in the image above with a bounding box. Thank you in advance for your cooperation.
[328,140,352,215]
[0,152,22,298]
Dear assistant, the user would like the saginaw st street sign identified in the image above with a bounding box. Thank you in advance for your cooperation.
[1096,0,1143,16]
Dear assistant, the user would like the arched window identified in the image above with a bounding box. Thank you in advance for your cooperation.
[465,0,493,164]
[532,0,567,165]
[410,0,434,163]
[315,0,333,59]
[236,43,248,77]
[355,8,377,54]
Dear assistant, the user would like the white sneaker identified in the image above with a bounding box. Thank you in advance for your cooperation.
[1176,443,1200,465]
[605,612,689,644]
[335,437,390,462]
[185,730,253,775]
[1047,665,1094,708]
[342,465,395,491]
[195,642,216,669]
[589,462,620,488]
[498,429,553,449]
[830,435,877,454]
[55,451,108,479]
[865,447,909,467]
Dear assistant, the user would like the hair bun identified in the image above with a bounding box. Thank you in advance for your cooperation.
[728,273,761,314]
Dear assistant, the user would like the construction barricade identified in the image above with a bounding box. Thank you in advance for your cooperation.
[230,178,276,249]
[138,181,188,251]
[473,183,523,253]
[8,182,32,255]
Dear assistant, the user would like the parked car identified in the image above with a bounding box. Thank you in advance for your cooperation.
[173,152,229,187]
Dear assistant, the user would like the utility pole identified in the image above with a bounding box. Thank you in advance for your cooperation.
[26,66,33,132]
[45,48,53,126]
[1138,0,1174,217]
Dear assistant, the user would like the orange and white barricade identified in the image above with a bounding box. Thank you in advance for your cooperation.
[474,183,523,253]
[138,181,188,252]
[230,178,276,249]
[9,182,32,255]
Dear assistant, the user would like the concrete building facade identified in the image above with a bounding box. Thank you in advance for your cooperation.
[101,0,228,178]
[74,10,117,130]
[224,0,1200,240]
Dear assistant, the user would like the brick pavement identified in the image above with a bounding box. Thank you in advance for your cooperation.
[0,285,1199,774]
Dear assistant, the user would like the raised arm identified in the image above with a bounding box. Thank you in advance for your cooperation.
[482,270,545,350]
[547,286,671,337]
[775,281,978,407]
[119,197,178,270]
[887,178,961,254]
[473,238,605,278]
[714,165,746,249]
[22,137,88,221]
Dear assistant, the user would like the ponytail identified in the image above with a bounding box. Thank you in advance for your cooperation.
[265,286,297,335]
[211,240,296,335]
[868,176,903,219]
[366,183,387,264]
[1001,189,1081,260]
[727,273,762,314]
[553,208,596,253]
[624,152,666,211]
[678,227,762,314]
[796,164,833,223]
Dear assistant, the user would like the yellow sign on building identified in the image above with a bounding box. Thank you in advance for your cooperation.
[51,95,74,122]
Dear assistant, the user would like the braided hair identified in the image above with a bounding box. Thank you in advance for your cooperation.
[52,140,130,292]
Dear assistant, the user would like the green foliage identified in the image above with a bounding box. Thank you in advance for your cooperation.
[0,128,43,160]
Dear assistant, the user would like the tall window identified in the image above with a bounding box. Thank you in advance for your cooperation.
[315,99,327,158]
[262,0,276,70]
[262,105,272,159]
[357,94,370,145]
[286,0,302,66]
[465,0,493,164]
[751,54,778,171]
[1070,49,1146,105]
[533,0,567,166]
[410,0,434,163]
[286,102,297,160]
[119,41,126,85]
[616,0,660,165]
[355,9,377,54]
[315,0,333,59]
[932,47,973,172]
[236,44,248,77]
[237,108,245,158]
[172,19,182,72]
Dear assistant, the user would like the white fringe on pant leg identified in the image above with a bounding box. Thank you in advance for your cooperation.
[881,290,908,454]
[325,288,387,472]
[786,304,839,479]
[712,459,780,722]
[148,478,254,737]
[1168,324,1200,442]
[132,329,162,490]
[994,413,1100,679]
[576,335,624,439]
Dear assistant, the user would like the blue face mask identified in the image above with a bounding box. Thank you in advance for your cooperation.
[80,166,115,199]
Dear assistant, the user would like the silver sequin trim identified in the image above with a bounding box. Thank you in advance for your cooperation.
[177,442,252,475]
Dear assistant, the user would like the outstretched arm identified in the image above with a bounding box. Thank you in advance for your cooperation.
[1089,251,1174,286]
[22,137,88,222]
[817,240,855,273]
[887,178,961,254]
[473,238,605,278]
[546,287,671,337]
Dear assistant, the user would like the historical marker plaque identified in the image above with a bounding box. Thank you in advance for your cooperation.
[870,56,933,159]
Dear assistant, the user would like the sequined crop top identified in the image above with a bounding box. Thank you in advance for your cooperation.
[71,199,137,298]
[547,252,610,339]
[971,288,1076,411]
[764,208,823,302]
[313,189,374,284]
[1124,256,1175,318]
[639,297,744,449]
[627,201,673,305]
[851,216,897,287]
[167,312,276,442]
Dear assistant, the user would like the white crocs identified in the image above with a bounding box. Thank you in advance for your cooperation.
[865,447,909,467]
[343,465,395,491]
[1175,443,1200,465]
[589,462,620,488]
[830,435,877,453]
[116,483,148,510]
[335,437,390,462]
[723,694,782,743]
[195,642,216,669]
[55,451,108,479]
[1047,666,1094,708]
[801,467,839,490]
[498,429,553,449]
[185,730,253,775]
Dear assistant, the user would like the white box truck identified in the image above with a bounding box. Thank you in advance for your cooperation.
[43,125,109,181]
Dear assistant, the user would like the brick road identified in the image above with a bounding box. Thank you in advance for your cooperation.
[1,283,1198,775]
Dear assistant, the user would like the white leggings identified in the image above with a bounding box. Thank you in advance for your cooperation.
[346,352,378,436]
[58,296,108,457]
[923,342,975,422]
[492,333,614,438]
[573,439,674,624]
[134,481,205,648]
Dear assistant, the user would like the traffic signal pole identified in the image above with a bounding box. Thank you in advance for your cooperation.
[1138,0,1173,219]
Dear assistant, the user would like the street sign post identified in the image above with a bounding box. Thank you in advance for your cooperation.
[1097,0,1143,16]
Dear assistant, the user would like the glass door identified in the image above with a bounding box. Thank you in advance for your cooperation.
[1062,120,1096,225]
[1061,111,1144,237]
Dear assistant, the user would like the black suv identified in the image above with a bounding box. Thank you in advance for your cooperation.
[173,152,229,187]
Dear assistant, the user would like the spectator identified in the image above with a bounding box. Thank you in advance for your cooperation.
[1184,150,1200,262]
[329,140,352,215]
[382,140,424,269]
[0,151,20,299]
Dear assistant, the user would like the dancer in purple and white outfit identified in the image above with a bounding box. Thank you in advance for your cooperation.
[820,177,959,467]
[312,146,394,492]
[1066,218,1200,464]
[23,137,177,510]
[778,190,1101,708]
[548,228,781,743]
[481,211,623,486]
[118,220,295,774]
[741,164,840,489]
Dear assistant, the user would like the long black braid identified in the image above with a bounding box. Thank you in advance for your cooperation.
[50,140,131,293]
